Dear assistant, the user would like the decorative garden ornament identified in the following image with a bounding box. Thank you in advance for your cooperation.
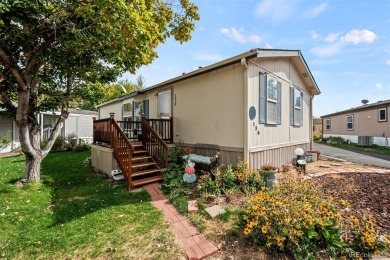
[183,159,197,183]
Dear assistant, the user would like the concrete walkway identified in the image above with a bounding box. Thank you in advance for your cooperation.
[313,143,390,169]
[144,183,218,260]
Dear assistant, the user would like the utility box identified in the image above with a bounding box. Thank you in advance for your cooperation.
[358,136,373,147]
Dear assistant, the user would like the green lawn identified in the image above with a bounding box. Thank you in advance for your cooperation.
[0,151,183,259]
[323,142,390,155]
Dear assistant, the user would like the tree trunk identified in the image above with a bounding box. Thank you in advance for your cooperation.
[21,123,43,181]
[24,153,42,181]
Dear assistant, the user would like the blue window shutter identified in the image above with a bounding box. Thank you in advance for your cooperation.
[259,73,266,124]
[290,87,294,126]
[277,81,282,125]
[300,92,303,126]
[143,99,149,119]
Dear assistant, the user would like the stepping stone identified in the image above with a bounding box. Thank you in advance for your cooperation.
[205,205,225,218]
[188,200,198,212]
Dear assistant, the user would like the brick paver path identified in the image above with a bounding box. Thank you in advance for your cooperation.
[144,183,218,260]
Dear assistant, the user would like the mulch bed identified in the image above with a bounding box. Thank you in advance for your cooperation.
[316,172,390,235]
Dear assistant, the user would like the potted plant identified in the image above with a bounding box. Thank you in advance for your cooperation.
[261,163,278,189]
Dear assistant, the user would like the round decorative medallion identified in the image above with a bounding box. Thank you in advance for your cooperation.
[249,106,256,120]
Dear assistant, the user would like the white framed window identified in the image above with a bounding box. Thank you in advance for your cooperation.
[290,87,303,126]
[378,108,387,122]
[346,115,354,130]
[326,118,331,130]
[259,73,282,125]
[158,90,171,119]
[123,102,132,118]
[133,101,144,121]
[266,75,279,124]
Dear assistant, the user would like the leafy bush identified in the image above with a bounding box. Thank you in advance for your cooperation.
[73,143,90,152]
[41,136,69,151]
[161,144,186,194]
[313,135,322,142]
[241,177,388,259]
[197,161,265,196]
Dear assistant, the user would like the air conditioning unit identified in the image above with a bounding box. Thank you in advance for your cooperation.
[358,136,373,147]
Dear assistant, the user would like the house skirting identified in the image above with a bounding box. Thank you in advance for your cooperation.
[249,142,310,169]
[91,144,118,175]
[323,134,389,147]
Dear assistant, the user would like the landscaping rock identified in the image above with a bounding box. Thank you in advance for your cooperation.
[205,205,225,218]
[188,200,198,212]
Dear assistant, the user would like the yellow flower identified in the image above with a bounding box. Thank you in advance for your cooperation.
[243,227,251,235]
[266,242,272,248]
[374,249,381,255]
[261,226,268,234]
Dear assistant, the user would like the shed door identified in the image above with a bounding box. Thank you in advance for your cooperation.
[158,90,171,119]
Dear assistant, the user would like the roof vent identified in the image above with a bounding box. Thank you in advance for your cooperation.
[361,99,369,105]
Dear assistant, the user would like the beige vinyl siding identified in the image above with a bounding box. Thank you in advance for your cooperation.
[323,107,390,137]
[247,58,311,168]
[65,116,77,135]
[99,102,122,119]
[172,64,244,148]
[250,142,310,167]
[247,58,310,147]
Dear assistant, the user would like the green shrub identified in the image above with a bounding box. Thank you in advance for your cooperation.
[0,135,11,151]
[169,191,188,214]
[73,143,90,152]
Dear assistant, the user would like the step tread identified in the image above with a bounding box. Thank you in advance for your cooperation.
[132,156,152,161]
[132,168,160,177]
[133,149,148,154]
[132,162,157,168]
[132,175,163,187]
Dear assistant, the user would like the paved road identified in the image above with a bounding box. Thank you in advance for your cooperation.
[313,143,390,169]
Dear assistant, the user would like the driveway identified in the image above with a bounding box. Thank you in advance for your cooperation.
[313,143,390,169]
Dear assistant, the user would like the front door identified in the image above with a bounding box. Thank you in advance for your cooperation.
[158,90,171,119]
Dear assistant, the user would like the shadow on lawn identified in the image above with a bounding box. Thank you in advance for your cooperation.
[41,151,150,226]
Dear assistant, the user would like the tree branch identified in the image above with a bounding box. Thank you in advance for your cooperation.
[0,47,27,90]
[42,105,69,157]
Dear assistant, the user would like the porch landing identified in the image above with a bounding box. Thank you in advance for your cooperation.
[144,183,219,259]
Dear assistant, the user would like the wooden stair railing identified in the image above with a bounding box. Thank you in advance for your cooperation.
[141,117,169,170]
[93,115,166,188]
[109,117,135,188]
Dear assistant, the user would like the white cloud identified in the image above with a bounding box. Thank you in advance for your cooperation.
[324,33,340,43]
[386,59,390,65]
[249,35,262,44]
[192,52,223,62]
[220,27,261,44]
[340,29,377,44]
[254,0,298,22]
[301,2,328,18]
[375,83,383,90]
[310,42,343,57]
[310,30,320,40]
[264,43,273,49]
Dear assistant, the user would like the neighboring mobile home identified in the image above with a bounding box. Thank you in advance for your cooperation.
[94,49,320,184]
[321,100,390,146]
[0,108,97,153]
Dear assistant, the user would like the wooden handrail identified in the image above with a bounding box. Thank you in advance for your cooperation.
[110,117,134,188]
[141,117,168,169]
[145,117,173,143]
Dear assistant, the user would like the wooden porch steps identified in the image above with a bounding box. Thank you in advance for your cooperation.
[129,142,163,188]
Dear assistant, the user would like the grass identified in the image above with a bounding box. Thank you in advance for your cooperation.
[323,142,390,155]
[0,151,183,259]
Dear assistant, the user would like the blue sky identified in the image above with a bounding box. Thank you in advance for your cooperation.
[121,0,390,117]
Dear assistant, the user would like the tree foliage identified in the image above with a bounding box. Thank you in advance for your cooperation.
[0,0,199,181]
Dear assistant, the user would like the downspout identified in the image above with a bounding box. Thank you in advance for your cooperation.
[309,95,314,150]
[241,58,250,165]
